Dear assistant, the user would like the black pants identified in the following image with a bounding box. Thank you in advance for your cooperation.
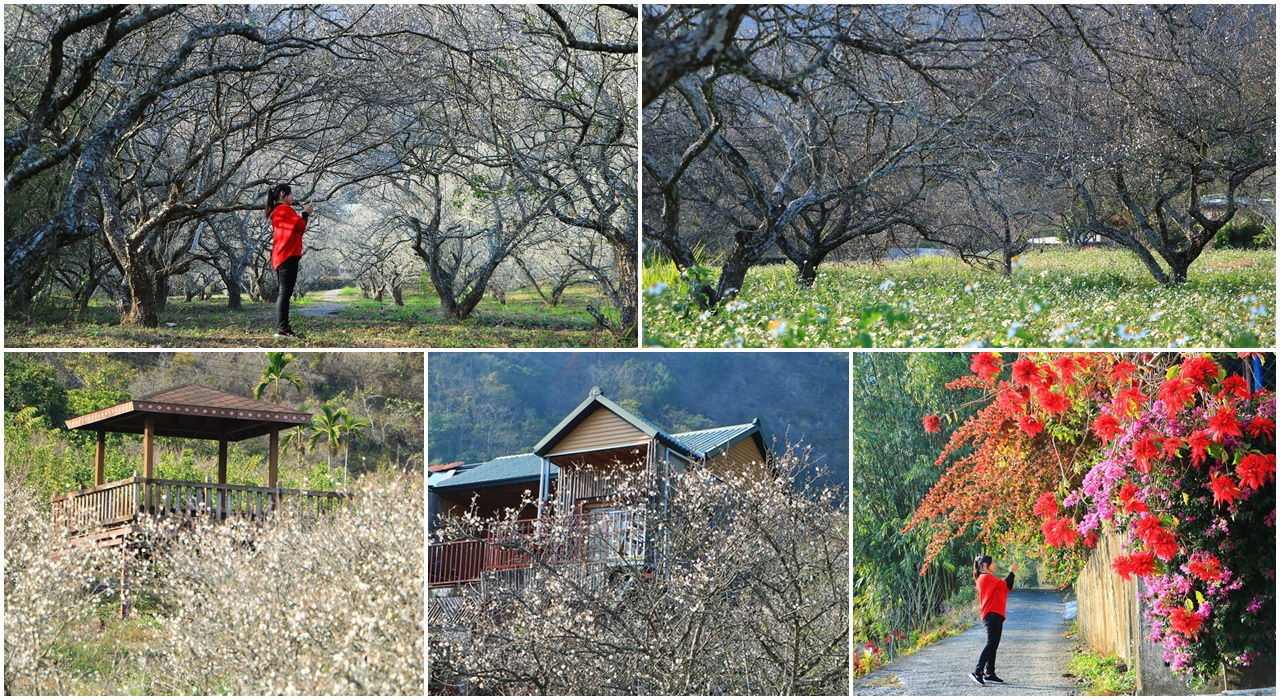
[975,612,1004,676]
[275,255,300,334]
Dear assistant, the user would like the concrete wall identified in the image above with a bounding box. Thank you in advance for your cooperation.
[1077,532,1234,695]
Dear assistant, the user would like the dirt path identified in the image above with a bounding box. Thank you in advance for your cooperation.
[854,589,1077,696]
[295,288,346,317]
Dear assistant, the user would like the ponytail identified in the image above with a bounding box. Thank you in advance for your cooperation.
[265,183,291,218]
[974,554,992,581]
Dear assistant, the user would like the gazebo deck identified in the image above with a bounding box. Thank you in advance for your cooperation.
[52,476,348,539]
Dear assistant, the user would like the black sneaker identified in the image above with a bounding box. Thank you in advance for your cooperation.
[984,674,1006,684]
[970,672,986,686]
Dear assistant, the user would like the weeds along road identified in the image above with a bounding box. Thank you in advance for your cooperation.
[854,589,1078,696]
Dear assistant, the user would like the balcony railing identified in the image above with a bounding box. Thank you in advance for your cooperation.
[51,477,349,537]
[428,508,647,588]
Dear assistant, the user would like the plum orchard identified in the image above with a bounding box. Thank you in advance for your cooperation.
[909,352,1274,685]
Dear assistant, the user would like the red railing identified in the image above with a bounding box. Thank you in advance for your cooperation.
[428,540,486,587]
[428,509,646,588]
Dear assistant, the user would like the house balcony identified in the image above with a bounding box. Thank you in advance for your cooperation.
[428,508,646,588]
[51,476,349,544]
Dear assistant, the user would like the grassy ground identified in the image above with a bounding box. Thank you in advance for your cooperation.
[6,283,628,348]
[643,247,1275,348]
[1066,622,1137,695]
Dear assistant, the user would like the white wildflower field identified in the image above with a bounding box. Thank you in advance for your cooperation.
[643,248,1275,348]
[4,473,424,695]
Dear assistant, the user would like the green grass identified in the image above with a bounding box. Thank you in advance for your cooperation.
[643,248,1275,348]
[1068,646,1136,695]
[6,283,628,348]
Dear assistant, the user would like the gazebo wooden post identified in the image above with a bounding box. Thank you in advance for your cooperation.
[143,416,155,478]
[217,438,228,518]
[94,430,106,486]
[268,428,279,509]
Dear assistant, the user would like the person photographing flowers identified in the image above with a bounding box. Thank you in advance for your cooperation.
[266,183,312,338]
[970,554,1017,686]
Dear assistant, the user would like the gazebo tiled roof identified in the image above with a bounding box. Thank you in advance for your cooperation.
[65,384,311,441]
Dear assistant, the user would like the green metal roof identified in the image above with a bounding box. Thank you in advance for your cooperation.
[430,454,557,491]
[672,422,761,458]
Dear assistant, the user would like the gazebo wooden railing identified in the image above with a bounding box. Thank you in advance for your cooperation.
[52,476,349,536]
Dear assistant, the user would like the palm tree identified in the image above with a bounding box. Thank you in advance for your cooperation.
[254,352,305,402]
[307,403,345,471]
[339,410,372,487]
[283,423,310,471]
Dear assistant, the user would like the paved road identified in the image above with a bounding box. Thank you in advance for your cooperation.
[854,589,1078,696]
[295,288,346,317]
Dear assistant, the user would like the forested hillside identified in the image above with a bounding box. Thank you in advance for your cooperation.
[427,352,848,487]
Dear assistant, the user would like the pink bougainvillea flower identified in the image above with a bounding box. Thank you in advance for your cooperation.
[922,414,942,433]
[1187,554,1224,583]
[970,352,1002,382]
[1246,417,1275,441]
[1188,430,1211,467]
[1169,607,1203,639]
[1218,374,1251,401]
[1041,516,1080,548]
[1112,551,1156,580]
[1018,415,1044,437]
[1131,432,1160,474]
[1093,414,1122,443]
[1236,452,1276,491]
[1037,389,1071,415]
[1209,472,1240,507]
[1179,354,1219,390]
[1033,491,1059,520]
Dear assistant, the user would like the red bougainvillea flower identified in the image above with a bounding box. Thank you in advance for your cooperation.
[971,352,1002,382]
[1160,436,1184,462]
[1158,377,1197,417]
[997,385,1031,416]
[1236,452,1276,491]
[1093,414,1122,443]
[923,414,942,433]
[1041,517,1080,548]
[1117,482,1149,514]
[1188,430,1210,467]
[1186,554,1224,583]
[1011,358,1045,388]
[1111,387,1148,416]
[1018,415,1044,437]
[1052,356,1078,386]
[1130,432,1161,474]
[1111,551,1156,580]
[1033,491,1059,520]
[1246,417,1276,441]
[1133,514,1177,559]
[1036,389,1071,415]
[1207,405,1243,442]
[1209,472,1240,507]
[1109,360,1138,385]
[1179,354,1219,390]
[1169,607,1203,639]
[1219,374,1251,401]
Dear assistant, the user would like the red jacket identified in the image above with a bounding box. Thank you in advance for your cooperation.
[270,203,307,269]
[977,571,1015,620]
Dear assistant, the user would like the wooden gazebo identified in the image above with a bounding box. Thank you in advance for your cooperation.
[52,385,347,547]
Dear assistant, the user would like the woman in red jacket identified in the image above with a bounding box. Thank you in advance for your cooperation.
[266,183,313,337]
[971,554,1017,686]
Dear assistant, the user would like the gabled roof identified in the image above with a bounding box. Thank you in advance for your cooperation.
[673,420,764,459]
[431,454,557,492]
[533,394,694,458]
[64,384,311,441]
